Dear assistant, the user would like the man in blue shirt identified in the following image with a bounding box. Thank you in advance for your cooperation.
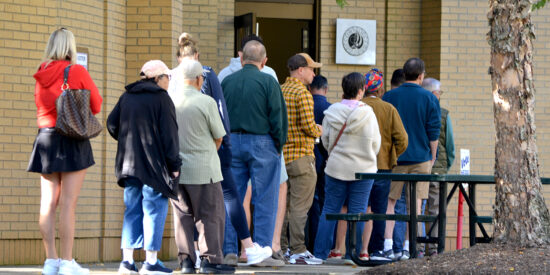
[373,58,441,261]
[305,75,331,252]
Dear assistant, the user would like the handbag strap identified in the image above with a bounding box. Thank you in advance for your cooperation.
[62,65,72,90]
[330,104,364,153]
[331,121,348,150]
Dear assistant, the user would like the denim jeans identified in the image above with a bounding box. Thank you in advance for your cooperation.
[230,133,280,247]
[219,143,251,255]
[313,175,374,259]
[367,170,391,253]
[393,184,407,253]
[121,178,168,251]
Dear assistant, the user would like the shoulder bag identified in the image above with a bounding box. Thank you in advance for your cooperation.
[55,65,102,139]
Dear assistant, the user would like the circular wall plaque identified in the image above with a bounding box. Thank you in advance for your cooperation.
[342,26,369,56]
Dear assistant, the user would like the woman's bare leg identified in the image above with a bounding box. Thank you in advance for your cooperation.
[271,182,287,252]
[40,173,62,259]
[58,169,87,260]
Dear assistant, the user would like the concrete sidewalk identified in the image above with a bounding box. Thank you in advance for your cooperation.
[0,260,369,274]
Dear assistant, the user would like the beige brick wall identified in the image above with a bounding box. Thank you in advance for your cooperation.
[0,0,234,265]
[319,0,421,102]
[439,0,550,247]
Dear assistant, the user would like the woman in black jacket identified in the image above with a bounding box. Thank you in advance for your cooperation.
[107,60,181,275]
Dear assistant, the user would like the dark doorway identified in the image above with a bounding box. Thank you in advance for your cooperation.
[257,18,314,83]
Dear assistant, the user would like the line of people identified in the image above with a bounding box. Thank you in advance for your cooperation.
[29,28,454,275]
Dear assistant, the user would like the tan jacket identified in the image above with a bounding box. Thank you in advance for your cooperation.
[362,97,408,170]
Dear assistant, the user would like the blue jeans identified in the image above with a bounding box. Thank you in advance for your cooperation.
[230,134,280,247]
[121,178,168,251]
[313,175,374,259]
[219,143,252,255]
[367,170,391,253]
[393,185,407,253]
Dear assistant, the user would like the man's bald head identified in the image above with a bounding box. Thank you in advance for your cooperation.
[242,40,266,63]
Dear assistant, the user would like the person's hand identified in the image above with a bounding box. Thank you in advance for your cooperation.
[317,124,323,134]
[172,171,180,178]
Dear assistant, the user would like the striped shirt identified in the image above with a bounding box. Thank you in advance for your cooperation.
[281,77,322,164]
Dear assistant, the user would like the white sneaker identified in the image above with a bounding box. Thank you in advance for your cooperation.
[245,243,272,265]
[289,250,323,265]
[194,250,201,269]
[58,259,89,275]
[42,258,60,275]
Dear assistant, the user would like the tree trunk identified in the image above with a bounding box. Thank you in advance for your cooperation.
[488,0,550,246]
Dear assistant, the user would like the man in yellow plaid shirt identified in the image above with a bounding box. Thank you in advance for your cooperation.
[280,53,323,264]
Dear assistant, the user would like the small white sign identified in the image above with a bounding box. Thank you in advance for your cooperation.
[460,149,470,175]
[77,52,88,70]
[336,18,376,65]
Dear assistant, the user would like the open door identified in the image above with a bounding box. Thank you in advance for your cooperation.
[234,13,255,57]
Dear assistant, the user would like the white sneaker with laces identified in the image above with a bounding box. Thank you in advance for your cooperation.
[58,259,89,275]
[289,250,323,265]
[245,243,273,265]
[42,258,60,275]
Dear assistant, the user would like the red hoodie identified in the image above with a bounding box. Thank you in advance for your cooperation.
[33,60,103,128]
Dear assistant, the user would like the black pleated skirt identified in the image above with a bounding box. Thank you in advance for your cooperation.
[27,128,95,174]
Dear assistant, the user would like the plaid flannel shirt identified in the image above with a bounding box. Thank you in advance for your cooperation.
[281,77,322,164]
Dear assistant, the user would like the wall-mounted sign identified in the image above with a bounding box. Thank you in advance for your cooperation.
[336,19,376,65]
[76,47,88,70]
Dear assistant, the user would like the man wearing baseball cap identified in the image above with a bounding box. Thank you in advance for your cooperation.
[169,59,234,274]
[108,60,181,274]
[280,53,323,265]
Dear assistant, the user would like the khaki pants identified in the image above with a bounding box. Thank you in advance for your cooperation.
[425,181,439,254]
[280,156,317,254]
[171,182,225,265]
[388,161,432,200]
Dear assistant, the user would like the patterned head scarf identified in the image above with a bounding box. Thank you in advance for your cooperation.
[365,68,384,93]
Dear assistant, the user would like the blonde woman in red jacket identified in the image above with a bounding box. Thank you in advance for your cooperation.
[28,28,102,275]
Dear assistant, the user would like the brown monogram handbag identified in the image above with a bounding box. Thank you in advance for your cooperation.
[55,65,102,139]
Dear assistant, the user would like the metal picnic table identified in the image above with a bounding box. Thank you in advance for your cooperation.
[325,173,550,266]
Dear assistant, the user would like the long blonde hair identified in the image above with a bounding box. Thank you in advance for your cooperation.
[41,28,77,66]
[176,32,199,58]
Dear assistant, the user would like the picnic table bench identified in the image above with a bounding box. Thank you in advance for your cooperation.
[326,173,550,266]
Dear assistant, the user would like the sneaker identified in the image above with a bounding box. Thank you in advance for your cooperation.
[289,250,323,265]
[223,253,238,267]
[383,249,395,260]
[199,259,235,274]
[179,257,195,274]
[118,261,138,275]
[283,248,290,259]
[399,250,410,260]
[58,259,90,275]
[359,252,369,261]
[271,250,288,264]
[250,257,285,267]
[369,250,393,261]
[194,250,201,269]
[42,258,60,275]
[245,243,272,265]
[327,250,343,259]
[139,260,172,274]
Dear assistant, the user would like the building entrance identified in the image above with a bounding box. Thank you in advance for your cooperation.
[235,0,318,83]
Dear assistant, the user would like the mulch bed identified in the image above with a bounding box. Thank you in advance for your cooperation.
[359,243,550,274]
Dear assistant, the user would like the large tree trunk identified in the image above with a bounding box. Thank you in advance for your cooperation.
[488,0,550,246]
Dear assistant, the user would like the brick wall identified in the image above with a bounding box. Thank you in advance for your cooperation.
[319,0,421,102]
[439,0,550,247]
[0,0,233,265]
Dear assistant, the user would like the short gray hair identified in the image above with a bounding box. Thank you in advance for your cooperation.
[422,77,441,92]
[242,40,266,63]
